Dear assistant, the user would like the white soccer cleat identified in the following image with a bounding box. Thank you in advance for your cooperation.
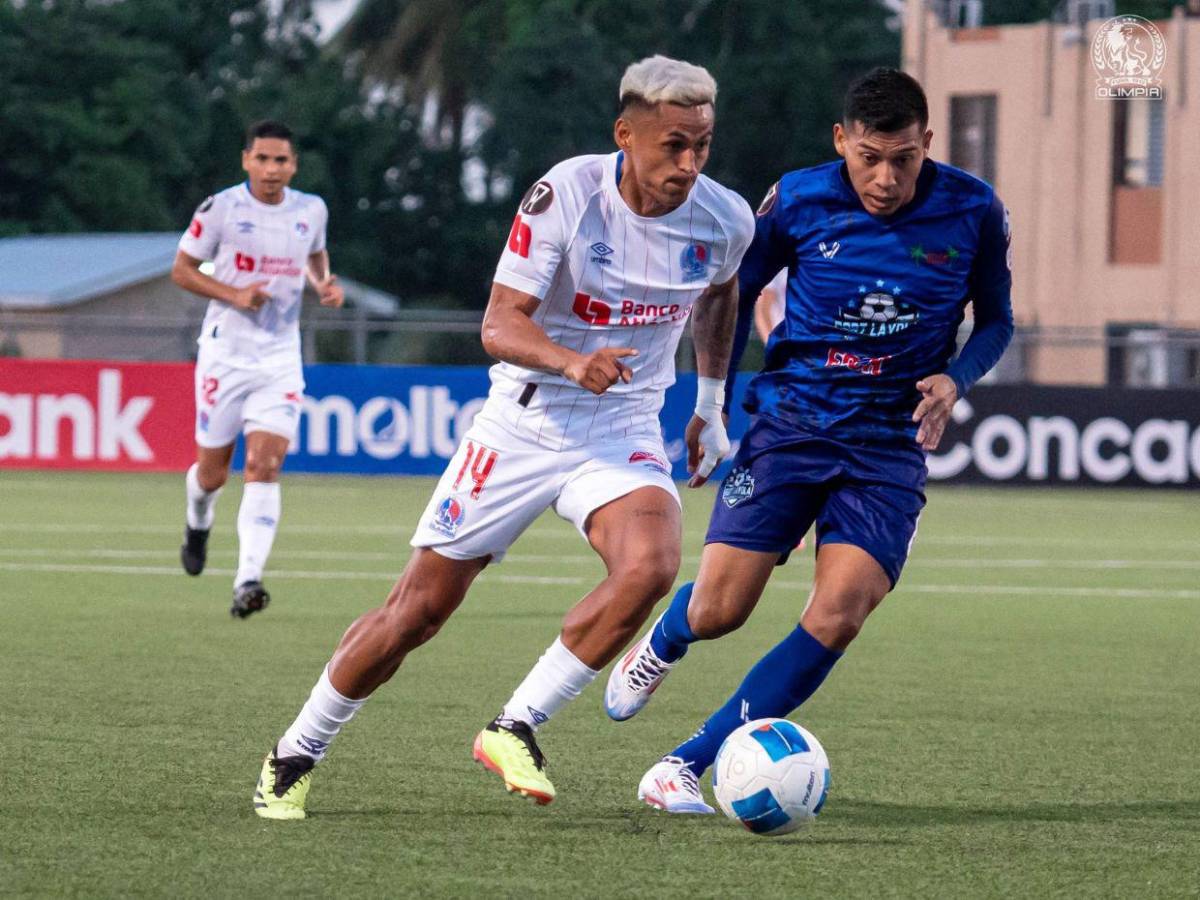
[604,619,676,721]
[638,757,715,814]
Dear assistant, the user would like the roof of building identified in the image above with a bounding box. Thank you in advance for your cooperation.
[0,232,399,315]
[0,233,181,310]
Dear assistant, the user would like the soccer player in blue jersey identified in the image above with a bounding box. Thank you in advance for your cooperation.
[604,67,1015,813]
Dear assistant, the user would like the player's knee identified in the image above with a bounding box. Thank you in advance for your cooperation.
[380,585,454,652]
[691,593,752,640]
[805,589,877,648]
[197,466,228,492]
[243,450,283,482]
[613,549,678,606]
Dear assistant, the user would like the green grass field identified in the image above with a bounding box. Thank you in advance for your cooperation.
[2,472,1198,898]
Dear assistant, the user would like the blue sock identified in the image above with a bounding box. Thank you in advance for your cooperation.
[669,625,842,777]
[649,583,697,663]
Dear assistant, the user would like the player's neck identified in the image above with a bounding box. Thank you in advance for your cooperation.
[617,171,682,218]
[248,182,287,206]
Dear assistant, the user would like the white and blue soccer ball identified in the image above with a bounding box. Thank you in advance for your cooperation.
[712,718,830,836]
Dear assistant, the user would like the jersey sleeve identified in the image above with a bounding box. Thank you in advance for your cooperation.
[946,191,1015,396]
[310,197,329,254]
[493,174,577,300]
[724,181,792,409]
[710,195,756,284]
[178,192,225,261]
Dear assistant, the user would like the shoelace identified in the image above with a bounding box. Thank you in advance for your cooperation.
[498,720,548,771]
[626,650,669,692]
[271,754,314,795]
[673,764,703,798]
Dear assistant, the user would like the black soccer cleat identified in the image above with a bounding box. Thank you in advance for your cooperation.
[180,527,210,576]
[231,580,271,619]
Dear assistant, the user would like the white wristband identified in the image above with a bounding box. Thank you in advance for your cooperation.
[695,376,726,420]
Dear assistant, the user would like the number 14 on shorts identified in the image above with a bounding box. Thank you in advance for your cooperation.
[453,441,499,499]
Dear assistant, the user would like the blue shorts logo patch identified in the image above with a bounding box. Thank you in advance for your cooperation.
[431,496,466,537]
[721,467,755,508]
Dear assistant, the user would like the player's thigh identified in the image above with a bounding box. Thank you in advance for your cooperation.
[410,419,560,563]
[556,436,680,554]
[815,477,925,591]
[241,366,304,449]
[704,434,835,559]
[689,542,781,636]
[194,355,248,449]
[584,485,682,592]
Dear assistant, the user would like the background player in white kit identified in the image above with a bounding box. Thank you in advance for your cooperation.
[252,56,755,819]
[172,120,344,618]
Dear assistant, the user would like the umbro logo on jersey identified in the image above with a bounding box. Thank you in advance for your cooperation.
[819,241,840,259]
[589,242,614,265]
[237,220,255,234]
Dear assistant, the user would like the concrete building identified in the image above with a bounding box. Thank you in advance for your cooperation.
[904,1,1199,386]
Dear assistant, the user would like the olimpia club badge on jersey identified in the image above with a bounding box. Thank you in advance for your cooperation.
[1092,15,1165,99]
[680,242,709,282]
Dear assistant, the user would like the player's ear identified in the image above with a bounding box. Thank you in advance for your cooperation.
[922,129,933,152]
[832,123,847,158]
[614,117,633,152]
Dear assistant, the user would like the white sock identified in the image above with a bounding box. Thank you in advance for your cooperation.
[234,480,281,586]
[278,667,366,761]
[185,463,221,530]
[501,637,599,730]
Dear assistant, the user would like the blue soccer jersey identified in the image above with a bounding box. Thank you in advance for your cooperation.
[731,159,1014,444]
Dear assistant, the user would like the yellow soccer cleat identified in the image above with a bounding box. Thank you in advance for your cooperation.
[253,746,315,820]
[472,719,556,805]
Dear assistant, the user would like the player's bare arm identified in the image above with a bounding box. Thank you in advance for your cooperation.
[481,282,638,395]
[685,274,738,487]
[171,250,270,311]
[912,373,958,451]
[306,249,344,308]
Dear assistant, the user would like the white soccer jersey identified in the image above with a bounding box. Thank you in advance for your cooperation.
[489,152,755,449]
[178,183,328,368]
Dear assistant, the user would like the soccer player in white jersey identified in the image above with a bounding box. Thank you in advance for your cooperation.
[252,56,755,819]
[172,120,344,618]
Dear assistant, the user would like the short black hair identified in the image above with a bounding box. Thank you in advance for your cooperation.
[244,119,295,150]
[843,67,928,133]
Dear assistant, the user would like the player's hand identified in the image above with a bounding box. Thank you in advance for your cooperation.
[912,374,958,451]
[685,411,730,488]
[318,275,344,308]
[563,347,638,395]
[231,281,271,311]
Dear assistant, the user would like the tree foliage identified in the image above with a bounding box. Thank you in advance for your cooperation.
[1,0,903,305]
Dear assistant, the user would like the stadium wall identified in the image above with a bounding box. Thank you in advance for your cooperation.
[1,359,1198,487]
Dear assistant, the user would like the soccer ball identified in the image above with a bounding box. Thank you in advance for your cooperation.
[859,292,898,322]
[712,718,830,836]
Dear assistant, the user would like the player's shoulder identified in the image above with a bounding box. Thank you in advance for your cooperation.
[929,161,997,212]
[777,161,845,205]
[285,187,329,216]
[691,175,754,242]
[193,183,244,216]
[515,153,607,221]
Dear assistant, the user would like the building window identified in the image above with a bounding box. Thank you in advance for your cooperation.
[949,95,997,185]
[1110,99,1165,264]
[1113,99,1165,187]
[1106,324,1200,387]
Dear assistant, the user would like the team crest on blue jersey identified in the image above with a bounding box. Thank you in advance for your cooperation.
[431,496,466,537]
[722,467,755,508]
[835,280,920,337]
[680,242,709,282]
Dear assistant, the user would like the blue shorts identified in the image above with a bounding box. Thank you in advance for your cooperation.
[706,414,927,587]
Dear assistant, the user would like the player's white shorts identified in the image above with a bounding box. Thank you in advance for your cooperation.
[411,406,680,562]
[193,346,304,448]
